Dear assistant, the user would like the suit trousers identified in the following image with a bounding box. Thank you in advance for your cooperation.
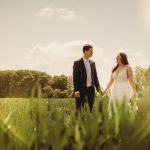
[75,86,95,112]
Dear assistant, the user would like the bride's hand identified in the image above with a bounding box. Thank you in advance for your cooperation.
[102,94,106,98]
[102,91,107,97]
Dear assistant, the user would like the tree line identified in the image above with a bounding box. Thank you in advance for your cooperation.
[0,70,73,98]
[0,66,149,98]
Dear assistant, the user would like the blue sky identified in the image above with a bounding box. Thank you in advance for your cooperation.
[0,0,150,88]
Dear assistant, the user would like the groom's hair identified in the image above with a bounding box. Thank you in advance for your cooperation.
[83,44,93,53]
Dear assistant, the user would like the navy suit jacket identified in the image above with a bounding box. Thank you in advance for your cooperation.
[73,58,101,95]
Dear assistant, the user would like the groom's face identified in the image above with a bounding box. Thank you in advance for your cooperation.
[85,48,93,58]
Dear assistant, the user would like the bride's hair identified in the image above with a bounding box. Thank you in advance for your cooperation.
[112,52,129,72]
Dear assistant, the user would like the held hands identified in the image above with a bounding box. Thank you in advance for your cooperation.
[95,88,103,97]
[75,90,110,98]
[95,90,105,98]
[102,90,107,97]
[95,91,100,97]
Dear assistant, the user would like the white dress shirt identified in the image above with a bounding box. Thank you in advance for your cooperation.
[83,57,92,87]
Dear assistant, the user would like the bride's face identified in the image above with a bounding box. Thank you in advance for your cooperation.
[116,54,122,64]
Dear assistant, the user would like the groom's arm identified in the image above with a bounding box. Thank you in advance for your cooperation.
[73,61,80,92]
[93,62,102,94]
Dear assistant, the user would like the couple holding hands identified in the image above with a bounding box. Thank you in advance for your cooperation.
[73,44,136,112]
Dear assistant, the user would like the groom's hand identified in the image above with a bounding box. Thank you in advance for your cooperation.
[95,92,99,97]
[75,91,80,98]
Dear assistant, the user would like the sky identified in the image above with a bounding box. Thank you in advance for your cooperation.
[0,0,150,89]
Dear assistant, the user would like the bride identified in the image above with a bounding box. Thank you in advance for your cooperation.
[103,52,136,111]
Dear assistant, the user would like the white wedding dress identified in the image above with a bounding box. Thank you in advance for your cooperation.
[109,67,134,111]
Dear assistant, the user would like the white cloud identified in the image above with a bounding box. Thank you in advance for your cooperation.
[26,41,110,88]
[37,7,55,18]
[26,41,149,88]
[56,8,76,20]
[37,7,76,20]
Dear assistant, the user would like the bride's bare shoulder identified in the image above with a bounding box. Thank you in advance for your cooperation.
[126,65,132,71]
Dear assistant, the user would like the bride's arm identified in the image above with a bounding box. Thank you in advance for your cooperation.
[127,66,136,94]
[103,75,114,96]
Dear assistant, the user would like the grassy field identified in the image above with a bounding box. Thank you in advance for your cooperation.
[0,95,150,150]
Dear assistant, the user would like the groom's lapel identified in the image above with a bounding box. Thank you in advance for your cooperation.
[89,60,94,78]
[81,58,86,75]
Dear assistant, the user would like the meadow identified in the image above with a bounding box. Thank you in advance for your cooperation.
[0,91,150,150]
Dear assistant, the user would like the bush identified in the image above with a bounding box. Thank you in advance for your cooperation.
[43,86,53,98]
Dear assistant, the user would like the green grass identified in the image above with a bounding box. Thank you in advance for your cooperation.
[0,95,150,150]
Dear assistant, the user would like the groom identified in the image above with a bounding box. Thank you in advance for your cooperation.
[73,44,102,112]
